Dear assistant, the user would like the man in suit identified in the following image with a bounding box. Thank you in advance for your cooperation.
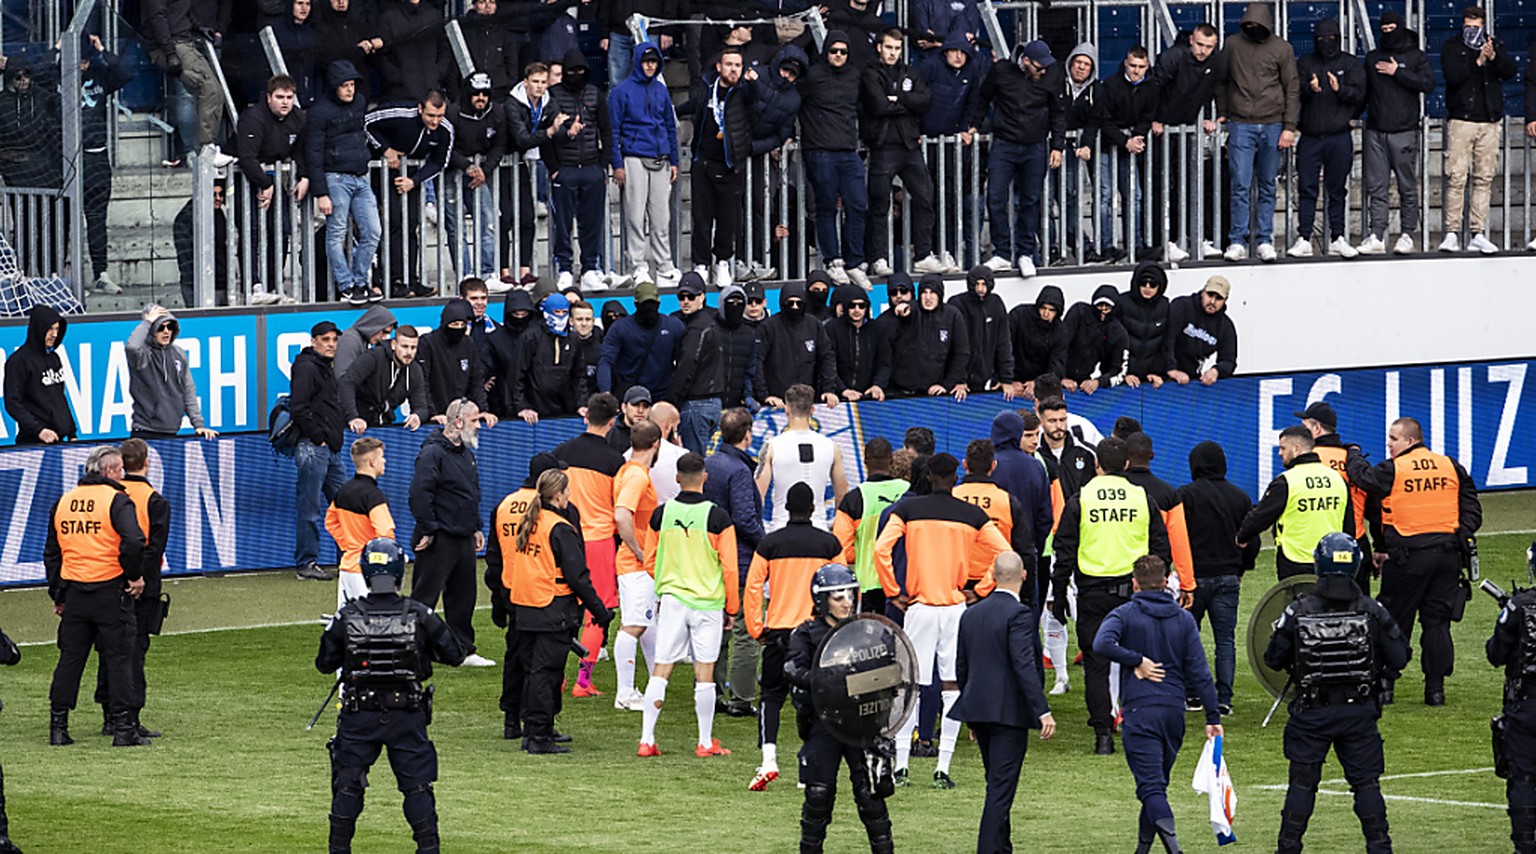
[950,552,1056,853]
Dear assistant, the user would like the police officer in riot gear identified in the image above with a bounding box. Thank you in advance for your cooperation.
[1486,544,1536,854]
[785,564,895,854]
[1263,533,1410,854]
[316,538,466,854]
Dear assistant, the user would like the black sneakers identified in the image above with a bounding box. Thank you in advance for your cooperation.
[295,562,334,581]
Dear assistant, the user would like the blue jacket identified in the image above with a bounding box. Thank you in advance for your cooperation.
[748,45,807,157]
[1094,590,1220,724]
[916,31,987,136]
[989,410,1052,556]
[703,443,765,581]
[597,313,685,401]
[304,61,371,197]
[949,589,1052,729]
[912,0,981,50]
[606,40,680,169]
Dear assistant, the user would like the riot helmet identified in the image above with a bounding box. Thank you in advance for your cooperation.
[361,538,407,592]
[811,563,859,619]
[1313,532,1361,577]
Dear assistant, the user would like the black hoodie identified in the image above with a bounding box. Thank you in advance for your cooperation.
[1176,442,1256,579]
[1296,18,1366,136]
[797,32,863,153]
[1007,285,1068,382]
[1164,290,1237,379]
[374,0,450,104]
[889,274,970,394]
[4,305,76,444]
[513,321,587,418]
[758,279,841,398]
[1062,284,1129,385]
[484,289,538,416]
[1363,13,1434,133]
[1150,37,1221,126]
[713,285,766,408]
[543,47,609,168]
[949,265,1014,389]
[826,283,877,392]
[409,427,482,539]
[1116,261,1170,379]
[417,298,488,417]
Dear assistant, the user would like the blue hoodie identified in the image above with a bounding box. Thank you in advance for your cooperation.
[988,410,1052,556]
[606,40,680,169]
[916,31,988,136]
[1093,590,1221,724]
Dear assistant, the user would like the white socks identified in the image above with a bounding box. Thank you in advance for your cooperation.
[639,628,657,679]
[937,690,960,775]
[640,676,668,745]
[762,741,778,770]
[615,632,639,696]
[695,682,716,748]
[1110,662,1122,718]
[1045,613,1069,686]
[894,704,918,771]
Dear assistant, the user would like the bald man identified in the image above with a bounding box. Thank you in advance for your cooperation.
[630,401,686,503]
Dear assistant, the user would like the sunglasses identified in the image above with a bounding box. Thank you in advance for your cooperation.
[748,297,766,304]
[680,291,703,299]
[849,301,870,310]
[827,47,849,55]
[891,286,913,295]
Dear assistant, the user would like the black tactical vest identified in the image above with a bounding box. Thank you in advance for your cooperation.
[1510,598,1536,701]
[1296,612,1377,707]
[343,601,422,693]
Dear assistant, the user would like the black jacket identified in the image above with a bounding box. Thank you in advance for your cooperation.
[1175,441,1258,578]
[485,291,537,418]
[1008,285,1067,383]
[122,473,171,596]
[949,267,1013,389]
[951,590,1051,729]
[748,45,806,156]
[826,285,878,393]
[797,33,862,152]
[314,2,378,92]
[715,289,766,407]
[457,8,522,96]
[888,276,970,394]
[1062,284,1129,385]
[4,305,76,444]
[973,56,1067,149]
[1238,451,1357,576]
[1296,20,1366,136]
[1116,262,1170,379]
[1441,33,1517,123]
[305,62,370,197]
[365,106,453,186]
[290,346,344,452]
[1363,27,1434,133]
[1164,291,1237,378]
[447,99,507,172]
[1150,40,1220,125]
[685,71,753,169]
[1053,471,1170,592]
[543,48,609,169]
[1040,432,1097,504]
[513,325,586,417]
[859,58,931,149]
[417,299,488,417]
[140,0,194,52]
[409,428,482,539]
[236,101,308,191]
[340,343,430,427]
[758,281,841,397]
[374,0,449,104]
[672,309,726,401]
[1098,70,1159,151]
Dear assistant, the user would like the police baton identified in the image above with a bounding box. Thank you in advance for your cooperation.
[307,677,342,731]
[1262,675,1291,729]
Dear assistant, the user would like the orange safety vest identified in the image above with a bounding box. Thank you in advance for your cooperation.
[1381,447,1460,537]
[502,506,574,608]
[54,484,126,583]
[1313,445,1368,540]
[120,479,155,545]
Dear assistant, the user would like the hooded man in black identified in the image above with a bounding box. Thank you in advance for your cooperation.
[758,279,842,406]
[798,32,870,287]
[417,298,491,421]
[1007,285,1068,397]
[1116,261,1170,386]
[868,273,914,394]
[4,305,76,445]
[544,47,611,288]
[889,274,970,399]
[826,284,880,400]
[713,284,767,409]
[485,289,536,418]
[1292,18,1365,259]
[950,265,1013,394]
[1361,12,1434,253]
[1061,284,1129,393]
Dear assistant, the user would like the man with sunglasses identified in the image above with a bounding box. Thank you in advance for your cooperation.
[1164,275,1237,386]
[670,272,725,454]
[868,273,915,397]
[799,33,872,288]
[827,286,884,402]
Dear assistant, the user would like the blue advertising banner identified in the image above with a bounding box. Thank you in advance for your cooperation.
[1,357,1530,585]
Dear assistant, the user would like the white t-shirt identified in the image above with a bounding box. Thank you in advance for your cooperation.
[627,440,686,504]
[766,428,836,532]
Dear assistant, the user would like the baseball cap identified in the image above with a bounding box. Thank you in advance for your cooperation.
[1019,40,1056,67]
[677,272,706,297]
[624,386,653,406]
[1204,275,1231,299]
[311,320,340,337]
[1292,401,1338,430]
[635,281,661,304]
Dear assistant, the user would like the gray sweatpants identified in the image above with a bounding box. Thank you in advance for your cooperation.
[1363,128,1421,238]
[621,155,676,274]
[151,42,224,148]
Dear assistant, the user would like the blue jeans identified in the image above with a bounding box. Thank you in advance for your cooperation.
[293,438,344,568]
[1188,574,1241,705]
[607,32,634,90]
[445,175,498,278]
[803,150,867,267]
[1099,150,1146,250]
[324,173,381,292]
[678,397,721,455]
[985,138,1046,264]
[1226,121,1282,245]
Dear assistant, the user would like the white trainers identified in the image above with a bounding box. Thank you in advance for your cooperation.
[630,264,652,285]
[556,270,574,290]
[657,268,682,285]
[1328,236,1359,258]
[461,653,497,667]
[206,146,236,168]
[847,265,871,289]
[606,269,633,289]
[1016,256,1037,278]
[983,254,1013,272]
[614,690,644,712]
[1527,236,1536,251]
[1468,233,1498,255]
[1165,242,1189,263]
[486,276,515,294]
[870,258,894,276]
[93,273,122,294]
[425,201,439,228]
[826,259,851,285]
[1200,240,1223,259]
[912,253,946,275]
[1438,232,1461,252]
[1356,234,1386,255]
[714,259,733,288]
[1223,243,1247,262]
[750,263,777,281]
[579,270,607,292]
[941,251,963,273]
[1287,237,1313,258]
[1049,679,1070,696]
[1256,242,1277,262]
[1393,234,1415,255]
[250,286,283,306]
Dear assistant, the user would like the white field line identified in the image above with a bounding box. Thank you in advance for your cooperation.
[1251,766,1506,810]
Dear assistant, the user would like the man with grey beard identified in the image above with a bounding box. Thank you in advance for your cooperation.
[409,399,496,666]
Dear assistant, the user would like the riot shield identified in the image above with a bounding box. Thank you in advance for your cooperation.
[811,615,919,748]
[1247,574,1318,699]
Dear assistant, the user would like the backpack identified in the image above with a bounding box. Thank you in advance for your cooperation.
[269,394,299,456]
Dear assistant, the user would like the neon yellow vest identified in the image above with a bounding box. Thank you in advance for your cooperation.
[1277,462,1349,564]
[853,479,909,591]
[1077,475,1149,578]
[654,500,725,610]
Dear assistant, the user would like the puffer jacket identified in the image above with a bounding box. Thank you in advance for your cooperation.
[916,31,985,136]
[748,45,806,156]
[1116,261,1170,378]
[798,31,862,152]
[544,48,609,168]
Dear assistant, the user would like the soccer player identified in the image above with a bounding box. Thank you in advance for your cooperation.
[325,437,394,609]
[613,421,662,710]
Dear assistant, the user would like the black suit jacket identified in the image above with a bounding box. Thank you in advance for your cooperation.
[950,590,1051,729]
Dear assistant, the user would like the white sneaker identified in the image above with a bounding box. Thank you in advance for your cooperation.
[870,258,894,276]
[1049,679,1070,696]
[535,200,549,218]
[425,201,439,227]
[750,263,777,281]
[1016,256,1037,278]
[826,259,851,285]
[1223,243,1247,262]
[657,268,682,285]
[714,259,733,288]
[1256,242,1277,262]
[847,265,871,289]
[606,269,633,289]
[1200,240,1223,259]
[93,273,122,294]
[983,254,1013,273]
[207,146,236,168]
[579,270,607,292]
[1287,237,1313,258]
[250,286,282,306]
[1165,242,1189,263]
[557,270,575,290]
[912,253,946,275]
[1438,232,1460,252]
[1328,236,1359,259]
[486,276,514,294]
[461,653,497,667]
[1527,236,1536,251]
[1393,234,1415,255]
[941,251,963,273]
[1356,234,1386,255]
[597,645,610,661]
[614,690,644,712]
[1468,233,1498,255]
[630,264,652,285]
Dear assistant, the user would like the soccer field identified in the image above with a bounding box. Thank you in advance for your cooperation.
[0,492,1531,853]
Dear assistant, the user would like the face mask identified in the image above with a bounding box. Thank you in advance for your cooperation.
[1242,22,1269,43]
[565,68,588,89]
[545,312,569,336]
[1381,25,1411,51]
[782,302,805,322]
[1316,35,1341,59]
[1463,25,1486,50]
[507,311,532,334]
[807,287,829,310]
[722,297,746,328]
[636,301,660,327]
[444,324,468,344]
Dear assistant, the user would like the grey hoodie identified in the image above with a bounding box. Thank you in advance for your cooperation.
[334,305,398,379]
[1066,42,1098,98]
[127,311,204,433]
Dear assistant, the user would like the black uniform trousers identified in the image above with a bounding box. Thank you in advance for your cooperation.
[1076,583,1131,733]
[796,711,891,849]
[93,593,159,712]
[49,582,135,714]
[516,628,571,741]
[690,158,745,266]
[866,145,935,263]
[1121,703,1186,832]
[329,707,438,833]
[973,722,1030,854]
[1280,703,1389,854]
[1504,703,1536,853]
[1378,546,1460,689]
[411,533,479,655]
[500,624,525,723]
[758,629,791,747]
